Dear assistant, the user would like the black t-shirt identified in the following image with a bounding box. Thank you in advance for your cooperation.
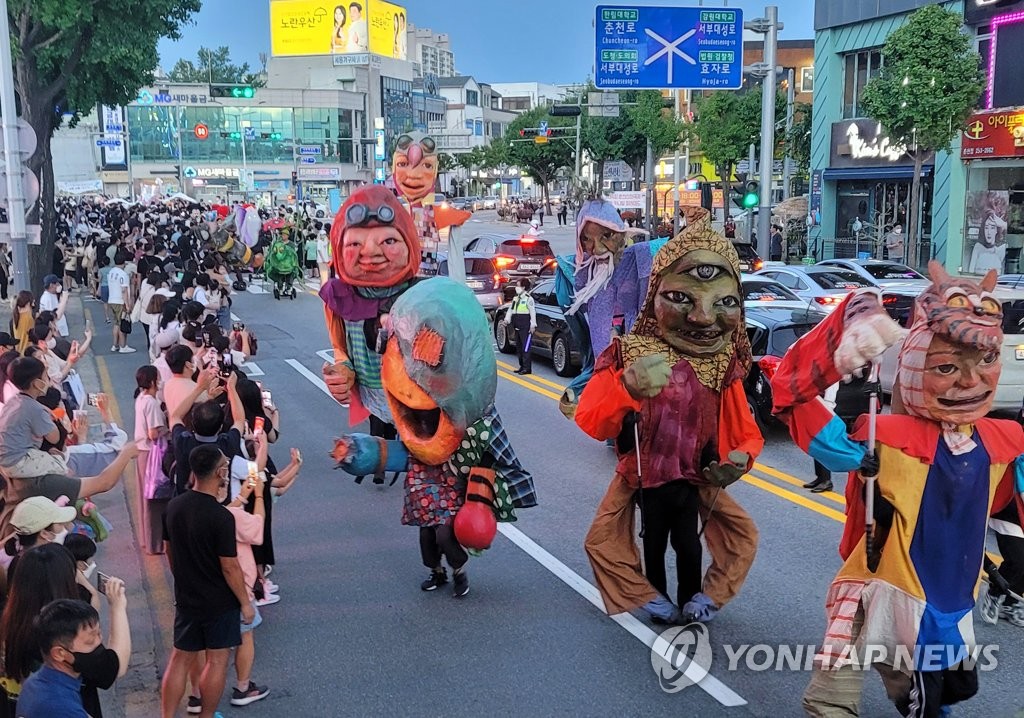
[163,490,239,614]
[171,424,242,495]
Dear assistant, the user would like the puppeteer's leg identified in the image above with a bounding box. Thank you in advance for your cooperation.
[698,486,759,608]
[584,474,659,615]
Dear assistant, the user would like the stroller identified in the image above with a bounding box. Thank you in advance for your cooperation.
[265,237,301,300]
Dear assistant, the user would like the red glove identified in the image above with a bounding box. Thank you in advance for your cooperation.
[454,467,497,550]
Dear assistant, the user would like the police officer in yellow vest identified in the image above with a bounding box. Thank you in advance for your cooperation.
[504,278,537,375]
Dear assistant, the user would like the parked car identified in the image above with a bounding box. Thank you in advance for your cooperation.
[734,242,764,274]
[877,285,1024,413]
[464,234,555,281]
[450,197,472,211]
[436,252,506,311]
[494,278,582,376]
[754,265,916,325]
[743,281,829,431]
[997,274,1024,289]
[482,196,498,210]
[815,258,929,289]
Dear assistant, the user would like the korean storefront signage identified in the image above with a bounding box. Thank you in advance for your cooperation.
[829,120,912,168]
[961,109,1024,159]
[297,167,341,180]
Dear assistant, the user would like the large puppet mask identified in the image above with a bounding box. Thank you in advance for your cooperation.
[392,134,438,205]
[329,186,420,288]
[898,261,1003,427]
[567,199,627,315]
[382,277,497,465]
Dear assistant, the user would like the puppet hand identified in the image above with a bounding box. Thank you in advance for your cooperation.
[703,451,750,488]
[858,453,880,479]
[323,361,356,405]
[623,354,672,400]
[331,434,381,475]
[835,292,905,379]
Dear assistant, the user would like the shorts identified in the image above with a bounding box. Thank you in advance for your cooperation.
[240,601,262,634]
[173,606,242,651]
[99,286,109,303]
[109,304,125,321]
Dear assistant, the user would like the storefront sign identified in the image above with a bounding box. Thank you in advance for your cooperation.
[607,191,645,209]
[297,167,341,180]
[135,89,210,105]
[829,120,911,168]
[195,167,240,179]
[961,109,1024,159]
[100,105,126,168]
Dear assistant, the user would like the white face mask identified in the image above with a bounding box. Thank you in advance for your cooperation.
[515,286,525,295]
[81,561,97,580]
[50,528,68,545]
[46,337,57,350]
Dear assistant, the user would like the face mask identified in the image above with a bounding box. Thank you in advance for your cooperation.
[515,286,525,295]
[50,528,68,545]
[46,337,57,350]
[71,644,119,688]
[81,562,97,580]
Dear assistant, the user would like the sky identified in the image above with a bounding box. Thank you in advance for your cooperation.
[159,0,816,84]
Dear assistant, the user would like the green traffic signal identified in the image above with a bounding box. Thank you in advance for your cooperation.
[741,180,759,209]
[270,132,282,140]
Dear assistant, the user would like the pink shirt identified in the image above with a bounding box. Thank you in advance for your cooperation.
[227,506,264,600]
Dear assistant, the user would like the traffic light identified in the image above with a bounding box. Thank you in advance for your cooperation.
[699,182,713,212]
[260,132,283,140]
[732,180,759,209]
[518,128,538,138]
[220,131,242,140]
[209,84,255,99]
[549,105,582,117]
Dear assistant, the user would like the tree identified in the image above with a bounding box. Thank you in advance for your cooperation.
[688,90,759,213]
[626,90,687,219]
[168,45,265,86]
[505,106,574,211]
[581,88,644,188]
[861,4,984,267]
[10,0,201,288]
[784,102,812,187]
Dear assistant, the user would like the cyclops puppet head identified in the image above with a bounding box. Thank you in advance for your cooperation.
[623,207,750,389]
[898,261,1003,427]
[391,133,438,205]
[381,277,497,465]
[329,186,420,287]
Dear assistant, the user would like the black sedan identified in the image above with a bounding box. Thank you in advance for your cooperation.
[494,278,582,376]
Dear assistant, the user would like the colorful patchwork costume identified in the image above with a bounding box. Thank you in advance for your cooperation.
[575,208,763,623]
[772,263,1024,717]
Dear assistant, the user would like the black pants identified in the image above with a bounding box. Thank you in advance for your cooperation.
[419,525,468,571]
[0,263,7,300]
[558,212,567,225]
[536,210,543,226]
[813,460,831,484]
[992,531,1024,605]
[639,480,702,605]
[895,663,978,718]
[511,314,532,372]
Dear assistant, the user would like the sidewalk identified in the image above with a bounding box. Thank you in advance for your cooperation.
[1,292,166,716]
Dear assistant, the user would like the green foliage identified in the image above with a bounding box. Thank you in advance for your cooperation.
[581,87,643,171]
[689,88,772,180]
[860,3,984,154]
[437,152,458,175]
[784,102,812,176]
[504,106,575,186]
[168,45,265,87]
[9,0,201,287]
[627,90,686,158]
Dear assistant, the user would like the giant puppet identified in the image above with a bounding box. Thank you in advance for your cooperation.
[389,133,470,272]
[771,263,1024,716]
[574,209,764,624]
[332,277,537,593]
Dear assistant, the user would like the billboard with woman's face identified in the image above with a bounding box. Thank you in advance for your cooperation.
[269,0,406,59]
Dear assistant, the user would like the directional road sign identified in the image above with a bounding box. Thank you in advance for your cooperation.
[595,5,743,90]
[300,156,317,164]
[244,127,256,141]
[298,146,322,155]
[539,120,548,136]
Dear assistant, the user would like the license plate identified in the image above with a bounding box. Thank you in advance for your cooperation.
[519,263,539,271]
[1016,348,1024,361]
[467,280,483,289]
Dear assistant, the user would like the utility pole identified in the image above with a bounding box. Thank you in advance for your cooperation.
[746,142,755,244]
[673,90,683,234]
[783,68,794,200]
[574,94,582,179]
[0,0,31,293]
[745,6,783,262]
[645,139,654,233]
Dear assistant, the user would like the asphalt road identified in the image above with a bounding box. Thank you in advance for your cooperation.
[86,214,1024,717]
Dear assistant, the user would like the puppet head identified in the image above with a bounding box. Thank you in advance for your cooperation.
[898,261,1003,427]
[391,133,438,204]
[381,277,496,465]
[566,199,628,315]
[329,186,420,287]
[622,207,750,390]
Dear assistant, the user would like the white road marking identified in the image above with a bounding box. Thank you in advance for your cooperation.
[241,362,264,377]
[230,313,240,322]
[285,355,747,706]
[498,524,747,707]
[246,284,268,295]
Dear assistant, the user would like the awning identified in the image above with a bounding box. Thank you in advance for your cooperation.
[822,165,933,181]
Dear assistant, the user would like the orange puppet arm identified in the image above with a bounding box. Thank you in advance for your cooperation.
[433,205,472,230]
[575,361,641,441]
[717,380,765,468]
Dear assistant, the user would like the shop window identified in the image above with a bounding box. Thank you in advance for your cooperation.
[466,89,479,106]
[842,49,884,119]
[799,66,814,94]
[964,161,1024,275]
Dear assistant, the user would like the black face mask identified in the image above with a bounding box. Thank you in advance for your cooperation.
[72,644,119,689]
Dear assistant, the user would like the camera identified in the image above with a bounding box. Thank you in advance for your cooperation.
[218,352,233,378]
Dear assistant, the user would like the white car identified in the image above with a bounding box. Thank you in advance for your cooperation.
[815,258,930,290]
[878,284,1024,413]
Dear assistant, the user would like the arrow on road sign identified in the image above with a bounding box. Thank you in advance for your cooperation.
[644,28,697,84]
[300,156,317,164]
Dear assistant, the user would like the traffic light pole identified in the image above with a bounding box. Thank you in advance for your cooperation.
[749,6,782,262]
[0,0,29,292]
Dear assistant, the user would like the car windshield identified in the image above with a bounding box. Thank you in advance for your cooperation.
[770,323,819,356]
[743,282,800,302]
[465,259,494,275]
[862,263,924,281]
[500,240,553,257]
[807,271,874,290]
[733,243,758,259]
[1002,299,1024,335]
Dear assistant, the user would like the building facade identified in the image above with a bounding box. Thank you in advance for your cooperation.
[810,0,964,267]
[406,23,456,78]
[959,0,1024,275]
[488,82,566,113]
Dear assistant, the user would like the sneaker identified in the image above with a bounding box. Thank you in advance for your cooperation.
[643,595,681,624]
[187,696,202,714]
[262,579,279,594]
[979,587,1003,624]
[1006,602,1024,628]
[263,565,273,577]
[255,592,280,607]
[110,345,120,353]
[681,592,719,623]
[452,570,469,598]
[420,568,448,591]
[230,681,269,706]
[119,346,137,354]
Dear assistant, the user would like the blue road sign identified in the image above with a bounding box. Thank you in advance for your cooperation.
[244,127,256,141]
[595,5,743,90]
[539,120,548,136]
[299,146,322,155]
[300,156,317,165]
